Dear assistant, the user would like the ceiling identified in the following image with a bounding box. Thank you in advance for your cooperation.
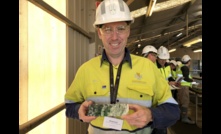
[96,0,202,55]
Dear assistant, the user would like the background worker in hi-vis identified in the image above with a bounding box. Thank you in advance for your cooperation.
[176,55,195,124]
[64,0,180,133]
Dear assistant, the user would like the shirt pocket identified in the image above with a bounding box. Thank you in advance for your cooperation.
[85,82,110,97]
[127,82,153,100]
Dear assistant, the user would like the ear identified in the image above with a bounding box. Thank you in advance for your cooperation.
[97,29,102,39]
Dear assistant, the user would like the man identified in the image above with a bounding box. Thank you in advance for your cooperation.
[176,61,182,75]
[176,55,195,124]
[64,0,180,133]
[169,60,178,80]
[152,46,180,134]
[156,46,180,90]
[142,46,179,102]
[142,45,158,63]
[169,60,179,100]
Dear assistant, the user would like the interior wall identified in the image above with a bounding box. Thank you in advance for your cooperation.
[66,0,96,133]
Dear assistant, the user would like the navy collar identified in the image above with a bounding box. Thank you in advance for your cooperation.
[100,47,132,68]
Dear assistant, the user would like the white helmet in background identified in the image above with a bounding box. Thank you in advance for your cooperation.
[176,61,182,66]
[157,46,170,59]
[181,55,191,63]
[93,0,134,27]
[142,45,157,57]
[170,60,177,66]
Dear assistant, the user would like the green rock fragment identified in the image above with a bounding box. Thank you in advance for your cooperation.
[87,103,129,117]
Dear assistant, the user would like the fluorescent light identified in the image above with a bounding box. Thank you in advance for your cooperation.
[183,36,202,47]
[169,48,176,53]
[176,33,182,37]
[193,49,202,53]
[137,44,141,48]
[149,0,157,16]
[146,0,157,17]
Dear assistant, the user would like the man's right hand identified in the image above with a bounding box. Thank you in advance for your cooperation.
[78,100,97,122]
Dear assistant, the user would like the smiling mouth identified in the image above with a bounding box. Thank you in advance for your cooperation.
[110,43,119,47]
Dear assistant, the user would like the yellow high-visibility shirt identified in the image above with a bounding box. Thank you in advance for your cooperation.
[65,52,177,132]
[176,64,192,87]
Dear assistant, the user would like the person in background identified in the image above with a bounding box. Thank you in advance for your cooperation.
[176,55,195,124]
[64,0,180,133]
[176,61,182,67]
[169,60,178,80]
[168,60,179,100]
[141,45,158,63]
[176,61,182,74]
[156,46,180,90]
[152,46,180,134]
[142,45,175,134]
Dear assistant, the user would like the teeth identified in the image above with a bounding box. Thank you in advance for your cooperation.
[111,43,118,46]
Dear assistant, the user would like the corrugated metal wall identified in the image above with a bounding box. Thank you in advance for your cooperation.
[66,0,96,134]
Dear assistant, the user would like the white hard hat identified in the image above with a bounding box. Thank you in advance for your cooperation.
[157,46,170,59]
[170,60,177,66]
[176,61,182,66]
[142,45,157,57]
[93,0,134,27]
[181,55,191,63]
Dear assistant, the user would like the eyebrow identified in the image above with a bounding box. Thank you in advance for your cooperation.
[97,21,130,28]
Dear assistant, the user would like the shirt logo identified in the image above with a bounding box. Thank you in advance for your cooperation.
[135,73,142,80]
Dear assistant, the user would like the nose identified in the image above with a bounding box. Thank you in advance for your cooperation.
[110,29,118,40]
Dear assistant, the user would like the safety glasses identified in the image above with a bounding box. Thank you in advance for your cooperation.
[100,25,129,35]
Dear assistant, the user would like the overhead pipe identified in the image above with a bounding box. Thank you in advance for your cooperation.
[186,13,189,37]
[128,24,201,48]
[128,18,201,39]
[131,0,192,18]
